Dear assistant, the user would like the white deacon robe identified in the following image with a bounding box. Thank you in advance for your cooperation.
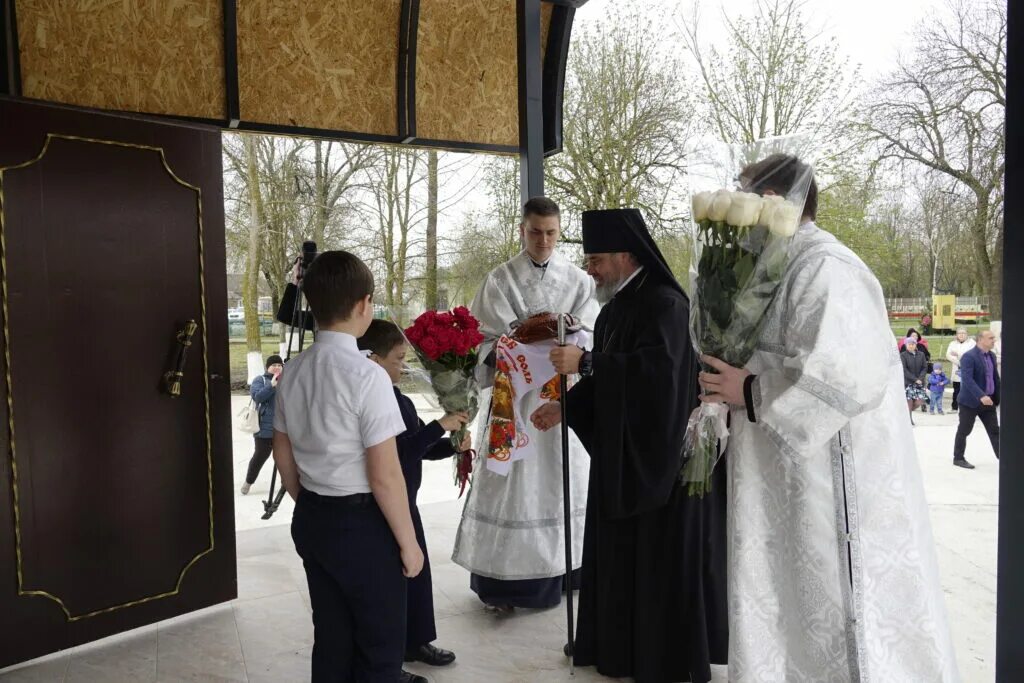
[728,223,960,681]
[452,250,599,580]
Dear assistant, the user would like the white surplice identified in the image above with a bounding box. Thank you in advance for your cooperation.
[727,223,960,682]
[452,250,599,580]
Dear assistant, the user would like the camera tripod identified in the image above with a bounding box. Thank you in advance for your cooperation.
[261,241,316,520]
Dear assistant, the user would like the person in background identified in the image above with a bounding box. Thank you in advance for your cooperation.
[902,337,930,424]
[928,362,949,415]
[900,329,932,412]
[358,319,468,673]
[946,327,976,412]
[952,330,1001,470]
[241,355,283,495]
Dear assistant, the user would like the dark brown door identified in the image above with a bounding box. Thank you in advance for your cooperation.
[0,97,235,668]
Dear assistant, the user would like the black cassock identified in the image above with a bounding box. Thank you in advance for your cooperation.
[565,270,728,683]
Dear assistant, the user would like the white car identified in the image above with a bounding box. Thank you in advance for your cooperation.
[227,309,245,321]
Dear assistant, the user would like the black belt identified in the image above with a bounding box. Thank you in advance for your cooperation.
[300,490,374,507]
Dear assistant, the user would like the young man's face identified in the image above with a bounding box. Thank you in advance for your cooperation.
[373,342,407,385]
[520,213,560,264]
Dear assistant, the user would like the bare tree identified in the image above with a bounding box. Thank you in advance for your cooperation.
[446,158,522,304]
[682,0,858,160]
[424,151,439,309]
[861,0,1005,314]
[546,6,695,235]
[241,136,265,378]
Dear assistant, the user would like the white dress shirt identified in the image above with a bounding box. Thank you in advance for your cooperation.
[273,331,405,496]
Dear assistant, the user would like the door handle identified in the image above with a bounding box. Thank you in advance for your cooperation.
[164,320,198,397]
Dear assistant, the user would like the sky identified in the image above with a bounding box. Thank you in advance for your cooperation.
[444,0,946,219]
[574,0,944,81]
[314,0,954,279]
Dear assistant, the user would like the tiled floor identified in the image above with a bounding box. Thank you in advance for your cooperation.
[0,398,997,682]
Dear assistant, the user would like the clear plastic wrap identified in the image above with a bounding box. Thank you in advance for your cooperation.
[682,137,816,496]
[401,307,484,495]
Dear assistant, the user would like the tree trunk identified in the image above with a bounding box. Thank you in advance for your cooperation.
[242,137,265,383]
[969,194,997,318]
[990,218,1004,319]
[425,151,439,309]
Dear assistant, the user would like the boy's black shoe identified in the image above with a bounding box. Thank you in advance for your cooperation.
[400,671,428,683]
[405,643,456,666]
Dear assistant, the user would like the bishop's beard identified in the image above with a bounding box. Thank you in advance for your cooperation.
[595,276,625,304]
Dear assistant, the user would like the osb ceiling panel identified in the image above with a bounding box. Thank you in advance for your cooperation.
[237,0,402,136]
[13,0,559,151]
[17,0,225,121]
[415,2,552,147]
[416,1,546,148]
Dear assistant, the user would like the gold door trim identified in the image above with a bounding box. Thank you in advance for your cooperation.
[0,134,214,622]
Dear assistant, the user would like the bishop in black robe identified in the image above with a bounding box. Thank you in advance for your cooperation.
[532,208,728,683]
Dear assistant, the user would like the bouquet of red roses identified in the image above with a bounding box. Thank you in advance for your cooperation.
[405,306,484,495]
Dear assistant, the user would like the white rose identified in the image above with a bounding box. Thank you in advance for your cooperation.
[757,195,784,227]
[769,201,801,237]
[726,192,762,227]
[707,190,732,222]
[691,191,713,222]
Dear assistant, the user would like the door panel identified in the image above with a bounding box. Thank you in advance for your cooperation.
[0,97,235,668]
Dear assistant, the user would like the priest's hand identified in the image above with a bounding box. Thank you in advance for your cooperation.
[550,345,584,374]
[530,402,562,431]
[698,355,751,406]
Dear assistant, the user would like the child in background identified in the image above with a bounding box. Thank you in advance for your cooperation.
[271,251,424,683]
[358,319,469,670]
[929,362,949,415]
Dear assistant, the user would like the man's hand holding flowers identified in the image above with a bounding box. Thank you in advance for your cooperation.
[698,355,751,406]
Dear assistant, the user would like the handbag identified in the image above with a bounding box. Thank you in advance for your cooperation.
[238,399,261,434]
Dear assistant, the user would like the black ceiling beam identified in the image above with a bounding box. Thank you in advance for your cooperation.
[222,0,240,128]
[1,0,21,96]
[542,4,573,155]
[397,0,420,143]
[517,0,545,202]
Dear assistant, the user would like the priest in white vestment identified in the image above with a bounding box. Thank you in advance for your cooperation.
[698,157,960,682]
[452,196,599,610]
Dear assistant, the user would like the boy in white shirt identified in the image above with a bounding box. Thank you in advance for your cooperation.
[272,250,424,682]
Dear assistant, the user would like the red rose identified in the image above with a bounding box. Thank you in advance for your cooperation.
[419,336,441,360]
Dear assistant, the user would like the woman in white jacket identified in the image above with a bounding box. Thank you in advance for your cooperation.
[946,328,976,412]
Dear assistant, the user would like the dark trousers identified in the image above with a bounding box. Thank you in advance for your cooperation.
[954,404,1000,461]
[291,490,406,683]
[952,382,962,410]
[245,436,273,485]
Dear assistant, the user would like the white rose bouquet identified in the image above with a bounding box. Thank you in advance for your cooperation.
[682,144,814,496]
